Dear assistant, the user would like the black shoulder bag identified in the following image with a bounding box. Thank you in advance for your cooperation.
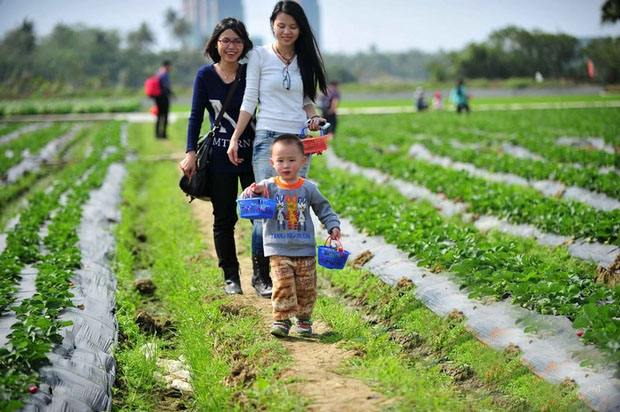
[179,67,243,202]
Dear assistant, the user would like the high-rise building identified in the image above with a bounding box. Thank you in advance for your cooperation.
[182,0,244,50]
[296,0,321,46]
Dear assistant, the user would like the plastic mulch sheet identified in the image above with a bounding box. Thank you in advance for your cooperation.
[23,161,125,411]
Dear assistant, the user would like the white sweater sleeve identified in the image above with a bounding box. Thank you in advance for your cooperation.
[240,49,261,114]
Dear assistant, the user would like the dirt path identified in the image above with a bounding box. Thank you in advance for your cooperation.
[191,201,389,411]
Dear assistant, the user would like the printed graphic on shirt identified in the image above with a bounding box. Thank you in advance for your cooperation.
[274,193,310,235]
[209,99,238,133]
[208,99,252,149]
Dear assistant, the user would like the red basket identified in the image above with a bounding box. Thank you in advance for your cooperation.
[302,136,329,154]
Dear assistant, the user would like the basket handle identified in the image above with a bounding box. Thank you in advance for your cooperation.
[324,236,343,251]
[300,122,331,137]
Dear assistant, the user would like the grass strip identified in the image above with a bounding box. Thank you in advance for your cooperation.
[0,98,141,116]
[310,155,619,363]
[113,122,302,411]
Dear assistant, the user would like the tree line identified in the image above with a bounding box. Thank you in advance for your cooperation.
[325,26,619,85]
[0,17,618,98]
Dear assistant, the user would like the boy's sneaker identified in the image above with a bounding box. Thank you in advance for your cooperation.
[295,319,313,336]
[270,319,292,337]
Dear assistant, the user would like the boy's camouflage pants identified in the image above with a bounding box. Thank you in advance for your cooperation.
[269,256,317,321]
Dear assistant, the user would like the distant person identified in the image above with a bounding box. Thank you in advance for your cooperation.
[227,1,328,297]
[432,89,443,110]
[239,134,341,337]
[319,80,340,135]
[414,86,428,112]
[534,71,544,83]
[154,60,173,138]
[450,78,470,114]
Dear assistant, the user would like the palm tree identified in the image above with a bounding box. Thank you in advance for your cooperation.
[164,8,191,49]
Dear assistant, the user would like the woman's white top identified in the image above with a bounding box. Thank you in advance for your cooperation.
[240,45,313,133]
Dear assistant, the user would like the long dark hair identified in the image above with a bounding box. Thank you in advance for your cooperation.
[204,18,253,62]
[270,1,327,101]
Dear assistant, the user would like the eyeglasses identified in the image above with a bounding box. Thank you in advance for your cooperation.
[282,65,291,90]
[218,38,243,46]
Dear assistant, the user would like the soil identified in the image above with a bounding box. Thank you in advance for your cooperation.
[191,201,390,411]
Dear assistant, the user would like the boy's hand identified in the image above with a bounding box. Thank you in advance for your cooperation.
[329,227,341,241]
[252,183,267,196]
[242,182,266,198]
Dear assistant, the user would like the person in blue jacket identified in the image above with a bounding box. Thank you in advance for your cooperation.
[178,18,265,296]
[155,60,173,138]
[450,78,470,114]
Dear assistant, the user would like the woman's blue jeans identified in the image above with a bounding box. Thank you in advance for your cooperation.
[251,129,310,255]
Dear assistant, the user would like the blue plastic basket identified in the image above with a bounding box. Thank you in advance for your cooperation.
[317,240,350,269]
[237,197,277,219]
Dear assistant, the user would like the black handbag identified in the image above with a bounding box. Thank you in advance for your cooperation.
[179,67,243,202]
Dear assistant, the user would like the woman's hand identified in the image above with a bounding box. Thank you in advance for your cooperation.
[307,116,326,131]
[227,137,243,166]
[179,151,197,178]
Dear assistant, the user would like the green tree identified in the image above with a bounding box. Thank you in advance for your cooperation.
[601,0,620,23]
[164,8,191,49]
[127,22,155,52]
[0,19,37,81]
[36,24,122,88]
[454,26,578,80]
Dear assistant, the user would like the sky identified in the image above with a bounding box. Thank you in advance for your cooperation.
[0,0,619,54]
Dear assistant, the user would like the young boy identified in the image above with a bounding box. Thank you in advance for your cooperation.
[240,134,341,337]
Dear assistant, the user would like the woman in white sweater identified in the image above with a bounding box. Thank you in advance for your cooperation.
[227,0,327,298]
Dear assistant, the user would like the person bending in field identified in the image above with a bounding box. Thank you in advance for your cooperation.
[239,134,340,337]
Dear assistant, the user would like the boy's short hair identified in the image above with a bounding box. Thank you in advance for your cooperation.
[271,134,304,155]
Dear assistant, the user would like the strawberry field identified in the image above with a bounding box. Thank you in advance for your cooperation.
[0,105,619,411]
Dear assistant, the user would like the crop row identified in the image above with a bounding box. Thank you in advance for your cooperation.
[0,122,109,313]
[310,156,619,363]
[0,123,71,178]
[0,125,93,212]
[454,109,619,167]
[410,136,620,200]
[344,110,619,168]
[454,127,618,170]
[452,108,620,163]
[0,98,141,116]
[0,124,23,138]
[0,122,123,409]
[331,136,620,245]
